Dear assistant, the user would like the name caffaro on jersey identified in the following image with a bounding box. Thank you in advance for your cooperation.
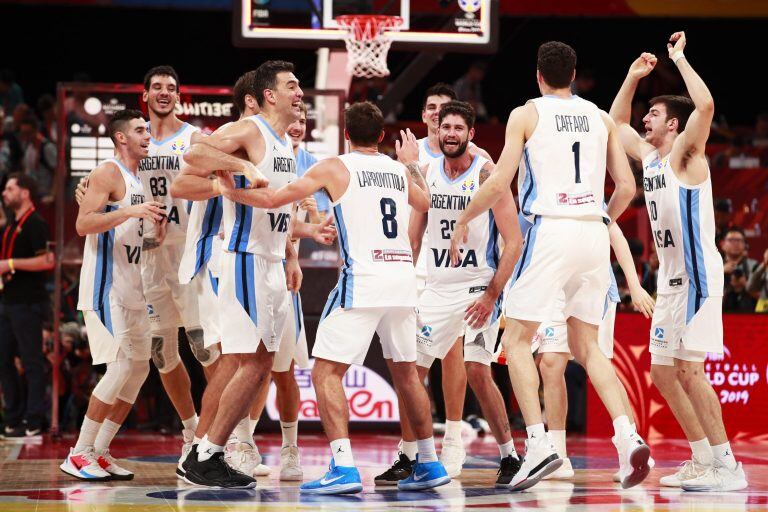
[356,171,405,191]
[555,114,590,132]
[139,155,180,172]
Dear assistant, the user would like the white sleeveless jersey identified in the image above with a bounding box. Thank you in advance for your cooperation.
[418,137,442,167]
[425,155,497,295]
[139,122,198,245]
[331,152,417,308]
[518,96,609,222]
[642,151,724,298]
[78,159,146,311]
[222,115,297,259]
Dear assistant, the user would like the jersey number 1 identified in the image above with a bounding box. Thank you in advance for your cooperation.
[571,142,581,184]
[380,198,397,239]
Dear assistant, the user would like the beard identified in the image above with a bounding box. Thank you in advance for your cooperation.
[439,137,469,158]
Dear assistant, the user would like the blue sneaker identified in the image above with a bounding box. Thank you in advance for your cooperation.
[300,459,363,495]
[397,456,451,491]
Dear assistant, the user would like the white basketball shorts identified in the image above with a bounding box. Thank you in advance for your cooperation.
[142,242,200,332]
[83,301,151,365]
[650,291,723,365]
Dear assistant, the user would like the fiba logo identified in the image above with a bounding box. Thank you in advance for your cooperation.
[458,0,481,14]
[461,178,475,194]
[171,139,186,155]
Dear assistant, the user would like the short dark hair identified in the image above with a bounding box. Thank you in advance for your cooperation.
[537,41,577,89]
[438,100,475,129]
[253,61,295,108]
[724,226,746,240]
[108,109,144,143]
[7,172,38,201]
[649,95,695,132]
[344,101,384,146]
[143,65,179,91]
[233,70,257,115]
[423,83,456,110]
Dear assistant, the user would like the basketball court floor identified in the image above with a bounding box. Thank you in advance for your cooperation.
[1,432,765,511]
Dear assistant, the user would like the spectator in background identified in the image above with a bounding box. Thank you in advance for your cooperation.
[17,115,56,203]
[721,227,758,293]
[287,102,328,222]
[0,174,54,438]
[0,69,24,114]
[37,94,58,144]
[723,268,757,313]
[713,135,760,169]
[714,198,734,250]
[453,61,488,121]
[747,248,768,313]
[751,112,768,148]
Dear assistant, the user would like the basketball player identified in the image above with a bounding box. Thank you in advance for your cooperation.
[221,102,450,494]
[406,101,523,485]
[609,32,747,491]
[450,41,647,491]
[61,110,165,481]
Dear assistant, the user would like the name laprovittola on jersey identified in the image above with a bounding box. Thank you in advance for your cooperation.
[138,122,198,244]
[426,154,498,296]
[518,96,609,222]
[327,152,417,309]
[642,151,723,305]
[222,115,296,259]
[78,159,146,312]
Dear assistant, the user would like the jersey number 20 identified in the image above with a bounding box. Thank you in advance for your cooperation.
[380,198,397,239]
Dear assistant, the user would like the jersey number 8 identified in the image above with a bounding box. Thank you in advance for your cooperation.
[380,198,397,239]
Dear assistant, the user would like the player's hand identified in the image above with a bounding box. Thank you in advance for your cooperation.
[312,215,337,245]
[242,162,269,188]
[464,291,495,329]
[0,260,10,275]
[154,214,168,245]
[300,196,318,215]
[723,259,737,274]
[285,256,303,292]
[395,128,420,165]
[628,284,655,319]
[667,31,686,58]
[75,176,89,205]
[216,171,236,198]
[128,201,165,223]
[628,53,657,80]
[449,221,469,267]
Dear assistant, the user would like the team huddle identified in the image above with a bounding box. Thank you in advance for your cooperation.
[61,32,748,494]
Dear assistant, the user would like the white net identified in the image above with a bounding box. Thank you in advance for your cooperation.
[336,16,402,79]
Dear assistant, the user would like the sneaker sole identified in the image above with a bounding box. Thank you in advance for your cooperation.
[176,467,186,480]
[106,472,134,481]
[682,479,748,492]
[373,478,401,486]
[300,483,363,495]
[659,476,681,487]
[397,475,451,491]
[506,455,563,492]
[621,445,651,489]
[280,472,304,481]
[59,464,111,482]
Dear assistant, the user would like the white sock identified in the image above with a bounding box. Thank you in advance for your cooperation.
[612,415,631,438]
[417,437,438,463]
[526,423,546,442]
[249,417,259,436]
[711,442,737,470]
[74,416,102,454]
[193,436,203,445]
[197,438,224,462]
[499,440,517,459]
[330,438,354,467]
[181,415,198,432]
[689,438,713,465]
[401,440,418,460]
[548,430,567,458]
[94,419,121,452]
[233,417,254,446]
[444,420,463,442]
[281,421,298,447]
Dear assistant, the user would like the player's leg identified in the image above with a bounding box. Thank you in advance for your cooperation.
[273,363,303,480]
[439,339,468,475]
[538,348,574,480]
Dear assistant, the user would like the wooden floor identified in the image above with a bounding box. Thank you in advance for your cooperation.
[0,432,766,511]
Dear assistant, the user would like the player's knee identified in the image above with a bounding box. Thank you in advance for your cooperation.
[675,362,702,392]
[186,327,220,367]
[151,330,181,374]
[650,362,676,393]
[92,358,133,405]
[539,354,566,381]
[116,360,150,404]
[464,361,488,387]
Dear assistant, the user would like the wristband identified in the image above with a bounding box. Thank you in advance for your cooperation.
[8,258,14,273]
[671,51,685,64]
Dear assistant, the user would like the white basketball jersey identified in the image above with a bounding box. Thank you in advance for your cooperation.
[418,137,442,167]
[78,159,146,311]
[642,151,724,300]
[139,122,198,245]
[222,115,297,259]
[518,96,608,222]
[331,152,417,308]
[425,155,497,295]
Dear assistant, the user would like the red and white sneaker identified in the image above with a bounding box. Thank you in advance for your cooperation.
[96,449,134,480]
[60,447,111,481]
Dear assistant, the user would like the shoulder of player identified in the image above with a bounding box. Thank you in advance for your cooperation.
[88,161,123,191]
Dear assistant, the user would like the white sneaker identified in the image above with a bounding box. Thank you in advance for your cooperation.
[96,449,134,480]
[439,438,466,478]
[613,453,656,482]
[613,431,651,489]
[506,437,562,492]
[660,460,709,487]
[60,447,111,481]
[176,428,195,479]
[544,457,574,480]
[225,442,260,476]
[280,445,303,481]
[681,460,748,492]
[252,444,271,477]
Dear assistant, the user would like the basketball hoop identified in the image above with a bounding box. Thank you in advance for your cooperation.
[335,15,403,79]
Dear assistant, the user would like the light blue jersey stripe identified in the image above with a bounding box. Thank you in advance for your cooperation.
[680,188,708,323]
[235,252,257,324]
[485,210,500,270]
[511,215,541,285]
[521,148,538,216]
[333,204,354,308]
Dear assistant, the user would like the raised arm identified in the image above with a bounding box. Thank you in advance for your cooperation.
[608,222,654,317]
[609,53,657,161]
[395,129,430,213]
[603,112,637,223]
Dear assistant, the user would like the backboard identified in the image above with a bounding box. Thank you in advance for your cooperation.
[234,0,498,53]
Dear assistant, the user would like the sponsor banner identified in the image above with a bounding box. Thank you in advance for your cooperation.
[587,313,768,442]
[265,358,399,423]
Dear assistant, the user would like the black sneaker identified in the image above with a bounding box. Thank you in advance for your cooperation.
[374,452,414,485]
[495,455,523,488]
[3,425,27,441]
[182,445,257,489]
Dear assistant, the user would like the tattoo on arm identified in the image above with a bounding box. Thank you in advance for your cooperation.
[407,163,427,191]
[479,168,491,186]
